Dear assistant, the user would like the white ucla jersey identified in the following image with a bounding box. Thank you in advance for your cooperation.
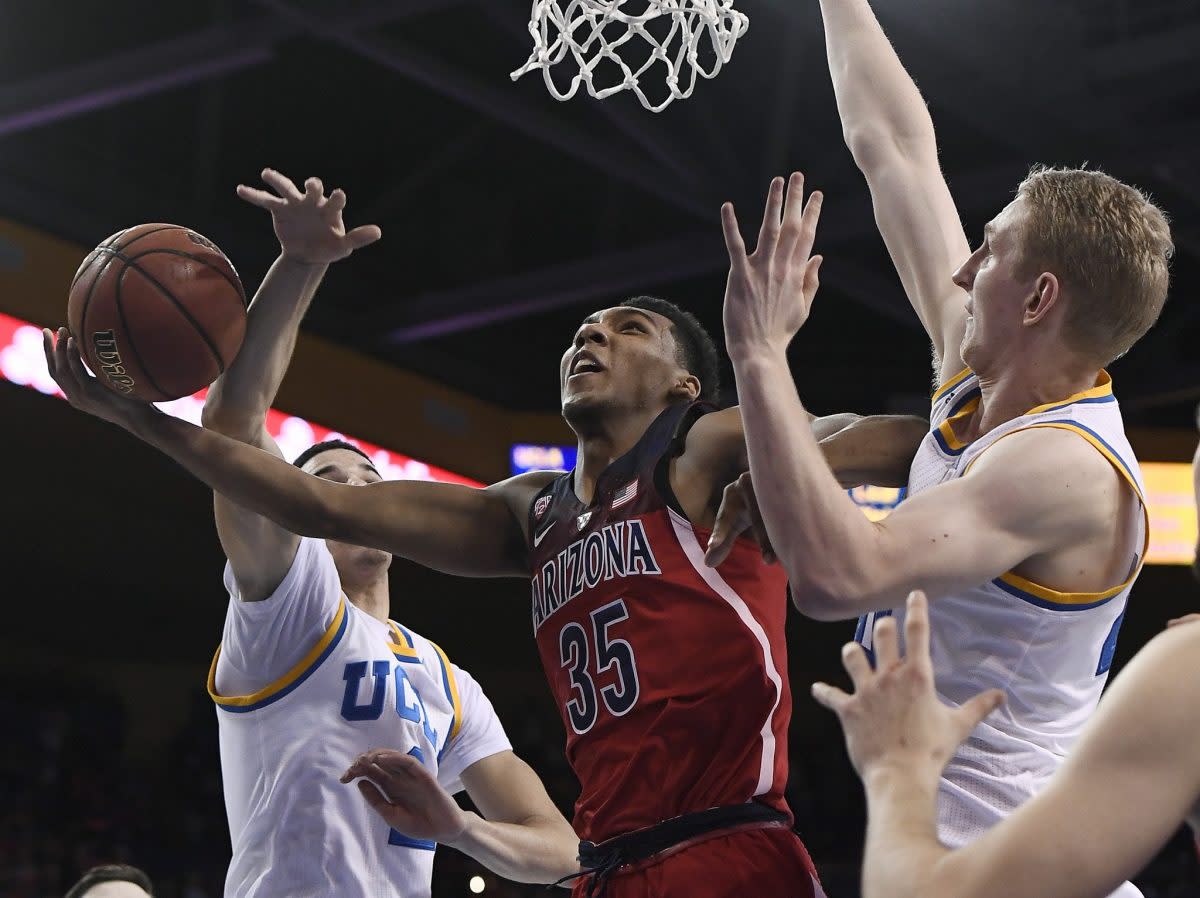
[857,369,1148,854]
[208,538,511,898]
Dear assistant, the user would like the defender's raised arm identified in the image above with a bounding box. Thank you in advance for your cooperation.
[818,0,972,381]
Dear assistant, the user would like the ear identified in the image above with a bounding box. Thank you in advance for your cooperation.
[670,374,701,402]
[1023,272,1061,326]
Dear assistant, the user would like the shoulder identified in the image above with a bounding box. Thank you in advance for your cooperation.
[969,425,1125,483]
[680,406,744,469]
[963,427,1125,534]
[223,536,339,609]
[486,470,562,509]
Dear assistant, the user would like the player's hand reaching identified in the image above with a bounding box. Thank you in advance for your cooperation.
[721,172,824,360]
[342,749,469,843]
[237,169,382,265]
[41,327,153,428]
[812,591,1005,783]
[705,472,777,567]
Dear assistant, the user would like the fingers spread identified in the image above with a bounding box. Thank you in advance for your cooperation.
[236,185,286,209]
[841,640,873,689]
[754,176,785,257]
[903,591,931,671]
[303,177,325,204]
[346,224,383,249]
[326,188,347,214]
[811,681,850,714]
[720,203,747,262]
[956,688,1005,738]
[260,168,303,201]
[872,615,900,670]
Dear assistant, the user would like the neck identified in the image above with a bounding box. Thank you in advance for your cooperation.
[970,349,1100,437]
[570,404,670,504]
[344,572,392,623]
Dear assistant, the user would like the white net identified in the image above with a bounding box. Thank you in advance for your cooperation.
[510,0,748,113]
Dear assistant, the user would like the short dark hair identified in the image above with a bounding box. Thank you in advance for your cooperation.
[620,295,721,401]
[65,865,153,898]
[293,439,376,471]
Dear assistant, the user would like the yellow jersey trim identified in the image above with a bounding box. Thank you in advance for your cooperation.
[388,621,422,662]
[932,367,974,402]
[430,640,463,744]
[965,422,1148,608]
[1024,371,1114,416]
[209,598,349,711]
[934,396,980,454]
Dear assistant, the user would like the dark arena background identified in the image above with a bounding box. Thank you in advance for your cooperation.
[2,1,1200,896]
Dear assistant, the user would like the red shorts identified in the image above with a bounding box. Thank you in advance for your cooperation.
[571,825,824,898]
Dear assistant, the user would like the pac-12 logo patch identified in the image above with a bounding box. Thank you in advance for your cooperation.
[534,496,552,520]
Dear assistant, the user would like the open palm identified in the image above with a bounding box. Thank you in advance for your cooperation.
[237,168,381,265]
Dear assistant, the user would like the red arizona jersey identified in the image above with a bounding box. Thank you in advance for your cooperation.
[527,403,793,842]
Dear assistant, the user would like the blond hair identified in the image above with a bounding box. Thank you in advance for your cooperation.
[1015,166,1173,363]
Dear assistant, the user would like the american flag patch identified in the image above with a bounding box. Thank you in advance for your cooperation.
[534,496,552,519]
[611,480,638,510]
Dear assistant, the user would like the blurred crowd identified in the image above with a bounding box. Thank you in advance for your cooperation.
[2,674,1194,898]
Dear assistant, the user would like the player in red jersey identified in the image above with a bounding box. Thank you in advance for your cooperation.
[45,200,926,895]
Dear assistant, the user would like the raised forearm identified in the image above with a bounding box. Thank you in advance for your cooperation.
[734,352,881,612]
[819,0,936,158]
[446,811,579,884]
[203,255,328,432]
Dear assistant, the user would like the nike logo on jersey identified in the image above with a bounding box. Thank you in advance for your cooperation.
[533,521,557,547]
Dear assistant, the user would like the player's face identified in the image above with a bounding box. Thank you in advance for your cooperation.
[953,198,1036,371]
[301,449,393,580]
[559,306,694,420]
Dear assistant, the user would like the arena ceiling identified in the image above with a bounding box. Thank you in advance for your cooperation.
[1,0,1198,424]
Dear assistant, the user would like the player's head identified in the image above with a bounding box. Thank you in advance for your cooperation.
[64,865,153,898]
[294,440,393,586]
[954,166,1172,371]
[560,295,720,428]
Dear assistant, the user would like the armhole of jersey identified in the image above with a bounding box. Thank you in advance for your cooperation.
[208,597,349,713]
[964,422,1149,610]
[429,640,463,761]
[654,401,716,519]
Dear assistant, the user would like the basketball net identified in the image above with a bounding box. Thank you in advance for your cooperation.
[510,0,748,113]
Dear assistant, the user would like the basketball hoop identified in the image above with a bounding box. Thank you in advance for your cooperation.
[510,0,748,113]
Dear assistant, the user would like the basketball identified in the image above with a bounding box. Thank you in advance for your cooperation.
[67,223,248,402]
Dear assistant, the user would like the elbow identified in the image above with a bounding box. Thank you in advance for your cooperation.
[200,403,259,441]
[842,123,935,173]
[789,581,856,622]
[786,564,875,622]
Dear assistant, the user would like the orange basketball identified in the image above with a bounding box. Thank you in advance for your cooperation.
[67,223,248,401]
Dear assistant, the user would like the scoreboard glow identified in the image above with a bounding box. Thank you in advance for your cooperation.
[511,443,577,475]
[847,466,1198,565]
[0,311,481,487]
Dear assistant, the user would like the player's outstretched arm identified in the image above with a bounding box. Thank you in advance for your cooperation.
[817,0,971,381]
[813,592,1200,898]
[202,170,381,601]
[343,749,579,884]
[723,177,1124,619]
[44,329,547,578]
